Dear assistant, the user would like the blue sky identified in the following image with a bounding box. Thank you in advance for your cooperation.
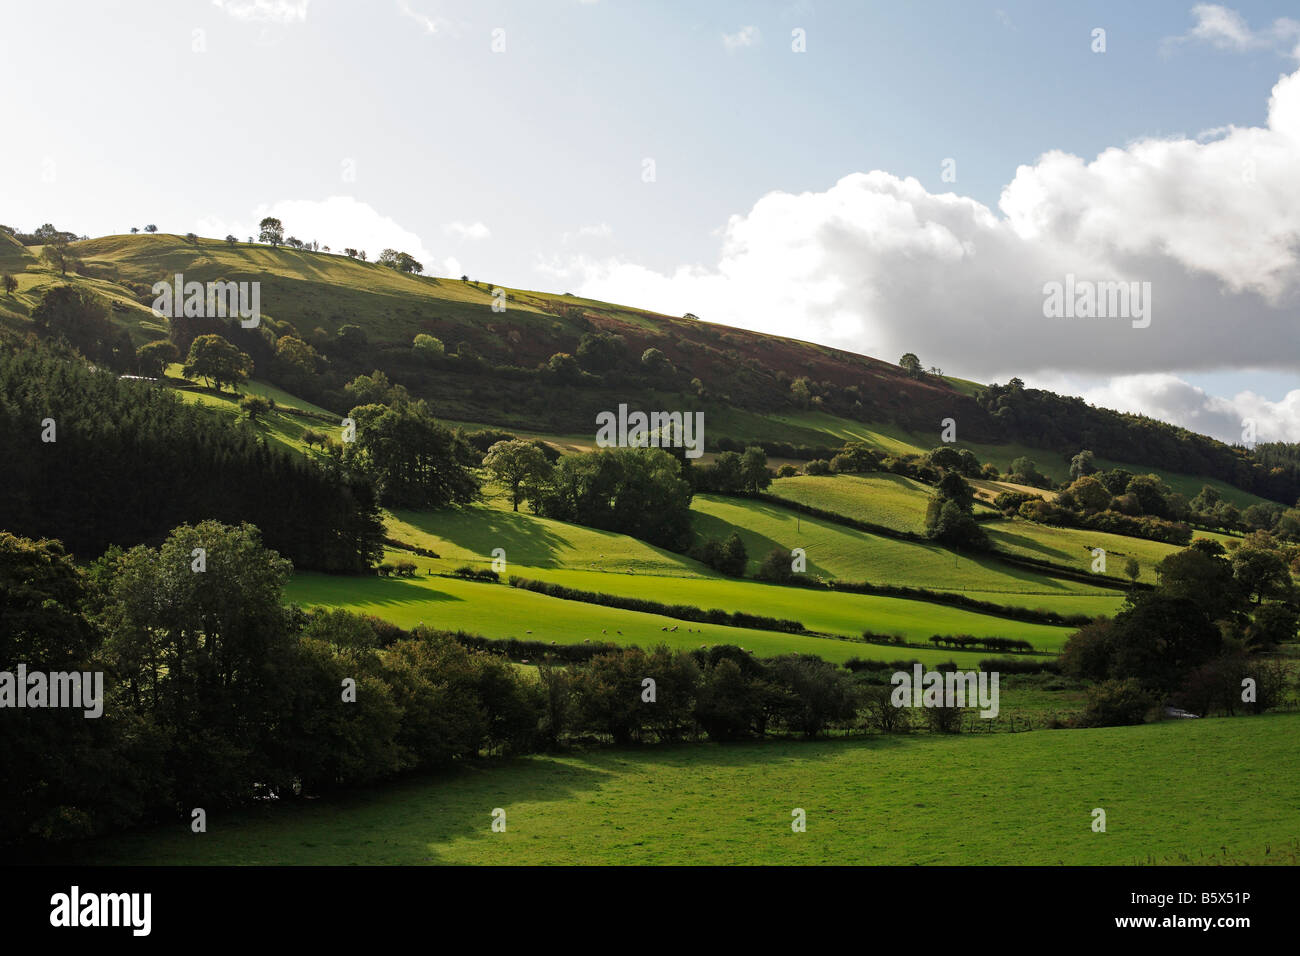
[3,1,1298,443]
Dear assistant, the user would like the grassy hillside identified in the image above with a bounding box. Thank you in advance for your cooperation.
[70,713,1300,865]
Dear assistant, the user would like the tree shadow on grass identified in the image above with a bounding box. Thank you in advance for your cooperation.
[61,734,929,865]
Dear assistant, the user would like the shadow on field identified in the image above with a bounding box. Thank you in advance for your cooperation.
[56,736,928,865]
[401,505,570,567]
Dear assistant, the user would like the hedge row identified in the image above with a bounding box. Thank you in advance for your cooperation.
[508,576,807,633]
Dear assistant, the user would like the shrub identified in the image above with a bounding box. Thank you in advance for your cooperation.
[1079,678,1152,727]
[861,685,911,733]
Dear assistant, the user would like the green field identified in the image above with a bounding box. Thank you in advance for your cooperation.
[283,570,992,665]
[689,494,1124,619]
[768,473,944,533]
[325,494,1085,651]
[71,713,1300,865]
[984,517,1241,584]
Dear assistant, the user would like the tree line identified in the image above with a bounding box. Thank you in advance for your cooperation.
[0,344,384,572]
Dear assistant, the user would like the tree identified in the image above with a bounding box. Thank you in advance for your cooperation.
[135,339,179,377]
[184,232,198,244]
[482,439,553,511]
[274,335,319,378]
[740,445,771,493]
[347,401,480,509]
[545,351,582,384]
[412,334,444,361]
[130,227,139,234]
[898,353,922,378]
[39,235,75,275]
[225,234,238,246]
[640,347,672,377]
[1008,456,1049,488]
[378,249,424,273]
[239,394,272,422]
[32,285,131,369]
[1067,475,1110,512]
[1124,556,1141,583]
[144,224,157,233]
[1230,547,1290,605]
[258,216,284,247]
[99,521,297,804]
[183,334,253,391]
[929,445,962,472]
[1,273,16,296]
[924,474,988,549]
[1069,449,1097,479]
[575,331,625,372]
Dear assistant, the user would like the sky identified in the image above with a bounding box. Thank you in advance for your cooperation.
[3,0,1299,444]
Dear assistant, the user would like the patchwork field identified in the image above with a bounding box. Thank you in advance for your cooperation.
[70,713,1300,866]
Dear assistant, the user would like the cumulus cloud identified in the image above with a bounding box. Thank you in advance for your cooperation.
[443,220,491,241]
[196,196,436,267]
[211,0,311,24]
[723,26,760,51]
[546,65,1300,387]
[1032,373,1300,445]
[1168,4,1300,54]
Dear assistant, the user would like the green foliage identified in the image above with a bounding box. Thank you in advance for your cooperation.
[183,334,253,391]
[0,346,383,572]
[482,438,553,511]
[537,447,693,550]
[135,339,178,377]
[1080,678,1153,727]
[32,285,134,371]
[347,401,480,509]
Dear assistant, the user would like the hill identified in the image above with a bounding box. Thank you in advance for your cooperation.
[3,229,1295,505]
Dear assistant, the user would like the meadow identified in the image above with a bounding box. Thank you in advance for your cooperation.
[70,713,1300,866]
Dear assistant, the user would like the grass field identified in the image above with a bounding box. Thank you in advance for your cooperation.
[689,494,1124,618]
[984,517,1241,584]
[363,496,1086,649]
[768,473,944,533]
[283,570,992,665]
[70,713,1300,865]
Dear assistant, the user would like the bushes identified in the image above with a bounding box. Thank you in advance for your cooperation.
[860,685,911,733]
[451,565,500,582]
[1079,678,1153,727]
[755,547,796,583]
[927,634,1035,653]
[694,531,748,576]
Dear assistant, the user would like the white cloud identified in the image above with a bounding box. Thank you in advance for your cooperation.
[1168,4,1300,55]
[211,0,311,24]
[546,65,1300,389]
[723,26,761,51]
[1044,373,1300,445]
[562,222,612,243]
[444,256,464,278]
[396,0,450,36]
[196,195,436,268]
[443,220,491,241]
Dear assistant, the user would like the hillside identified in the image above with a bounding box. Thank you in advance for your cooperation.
[3,230,1293,505]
